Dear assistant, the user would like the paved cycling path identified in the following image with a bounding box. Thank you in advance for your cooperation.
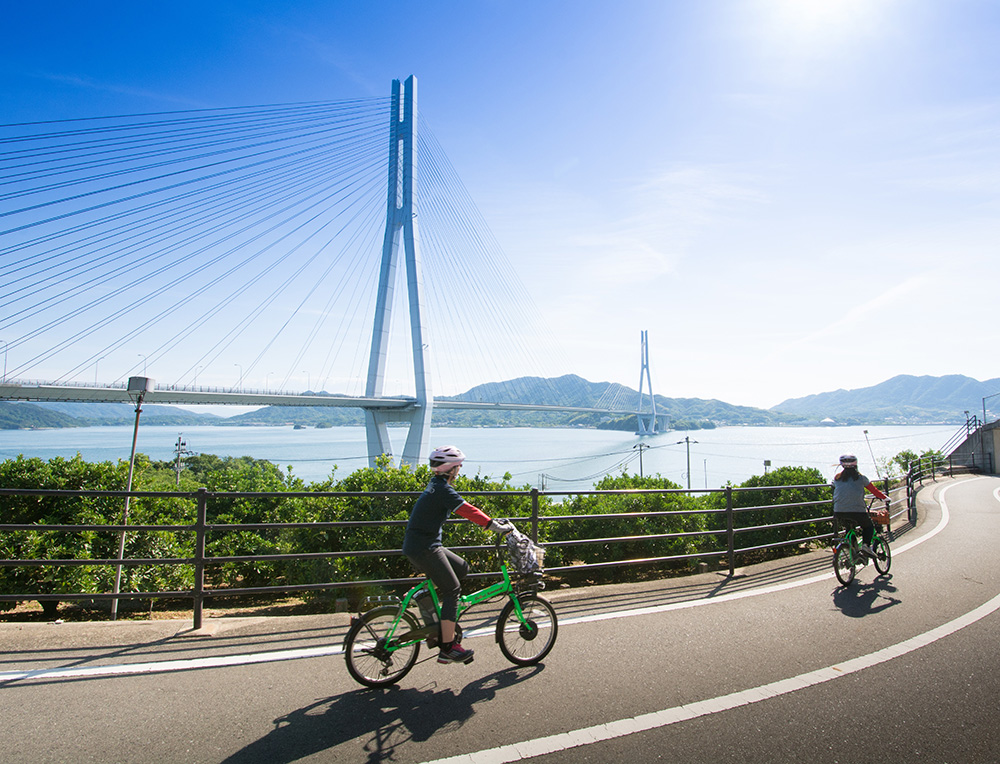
[1,475,998,763]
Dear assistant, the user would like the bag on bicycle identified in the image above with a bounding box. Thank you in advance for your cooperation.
[504,528,545,576]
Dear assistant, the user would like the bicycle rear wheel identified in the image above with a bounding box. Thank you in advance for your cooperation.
[496,594,558,666]
[872,534,892,575]
[834,541,856,586]
[344,606,421,687]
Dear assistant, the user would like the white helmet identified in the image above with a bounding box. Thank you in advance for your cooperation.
[839,454,858,467]
[429,445,465,472]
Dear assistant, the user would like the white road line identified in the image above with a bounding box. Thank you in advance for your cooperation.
[0,478,965,685]
[420,480,994,764]
[0,644,344,683]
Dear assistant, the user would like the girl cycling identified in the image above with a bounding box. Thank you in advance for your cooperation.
[832,453,888,557]
[402,446,512,665]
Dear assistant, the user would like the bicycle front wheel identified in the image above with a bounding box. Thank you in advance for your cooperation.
[496,594,558,666]
[872,534,892,575]
[834,542,856,586]
[344,606,420,688]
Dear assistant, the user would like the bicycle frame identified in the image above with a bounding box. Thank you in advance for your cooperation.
[839,526,863,562]
[372,557,531,652]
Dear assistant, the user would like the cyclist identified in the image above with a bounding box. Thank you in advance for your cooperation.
[832,454,889,558]
[402,445,513,665]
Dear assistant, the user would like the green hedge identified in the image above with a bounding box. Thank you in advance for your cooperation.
[1,453,838,613]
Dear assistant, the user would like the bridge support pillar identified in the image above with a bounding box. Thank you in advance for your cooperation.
[636,330,657,435]
[364,75,433,467]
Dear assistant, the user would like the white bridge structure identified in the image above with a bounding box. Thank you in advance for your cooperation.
[0,77,659,466]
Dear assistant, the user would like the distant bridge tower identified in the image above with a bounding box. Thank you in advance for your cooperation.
[365,75,433,467]
[636,330,658,435]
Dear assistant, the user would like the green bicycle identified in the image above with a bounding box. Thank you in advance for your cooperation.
[344,526,558,687]
[833,502,892,586]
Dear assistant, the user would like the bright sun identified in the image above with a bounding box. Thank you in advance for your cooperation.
[766,0,889,42]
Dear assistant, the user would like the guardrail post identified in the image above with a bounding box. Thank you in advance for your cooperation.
[725,486,735,577]
[193,488,208,630]
[530,488,539,543]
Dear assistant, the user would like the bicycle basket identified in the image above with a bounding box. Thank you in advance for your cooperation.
[870,507,890,525]
[504,528,545,576]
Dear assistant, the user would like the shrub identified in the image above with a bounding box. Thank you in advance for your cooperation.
[544,472,712,578]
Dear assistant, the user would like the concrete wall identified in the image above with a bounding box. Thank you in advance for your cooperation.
[948,421,998,474]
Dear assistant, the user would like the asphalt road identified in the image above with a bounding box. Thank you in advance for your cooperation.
[2,475,998,764]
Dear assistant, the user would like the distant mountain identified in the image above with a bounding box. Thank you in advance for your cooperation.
[0,401,79,430]
[221,374,790,429]
[770,374,1000,424]
[3,373,992,430]
[228,393,363,427]
[439,374,792,428]
[1,401,221,429]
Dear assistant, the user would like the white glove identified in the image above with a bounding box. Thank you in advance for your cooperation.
[487,519,515,535]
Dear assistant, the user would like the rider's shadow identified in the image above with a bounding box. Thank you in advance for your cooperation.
[219,664,544,764]
[833,576,901,618]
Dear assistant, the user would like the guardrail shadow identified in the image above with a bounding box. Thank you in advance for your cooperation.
[219,664,544,764]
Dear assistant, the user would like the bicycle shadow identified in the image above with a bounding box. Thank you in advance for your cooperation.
[832,575,901,618]
[219,663,544,764]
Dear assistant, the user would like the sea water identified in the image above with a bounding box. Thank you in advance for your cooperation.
[0,423,958,489]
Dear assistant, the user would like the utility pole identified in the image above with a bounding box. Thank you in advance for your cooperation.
[633,443,648,478]
[676,436,698,490]
[174,434,191,487]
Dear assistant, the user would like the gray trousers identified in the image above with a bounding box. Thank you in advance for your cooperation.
[405,546,469,622]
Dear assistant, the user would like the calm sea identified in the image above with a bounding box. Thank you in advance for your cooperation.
[0,423,959,489]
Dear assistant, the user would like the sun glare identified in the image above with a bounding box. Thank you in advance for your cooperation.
[765,0,891,44]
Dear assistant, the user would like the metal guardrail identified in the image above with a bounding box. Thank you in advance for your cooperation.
[0,482,907,628]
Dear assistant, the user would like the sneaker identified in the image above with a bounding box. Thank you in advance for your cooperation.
[861,543,875,558]
[437,642,475,665]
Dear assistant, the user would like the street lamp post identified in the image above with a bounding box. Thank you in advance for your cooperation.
[1,339,7,383]
[234,363,243,392]
[111,376,154,621]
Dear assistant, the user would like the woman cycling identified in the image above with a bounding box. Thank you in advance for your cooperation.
[832,454,888,557]
[402,446,512,665]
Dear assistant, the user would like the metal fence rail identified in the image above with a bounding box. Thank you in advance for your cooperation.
[0,479,914,628]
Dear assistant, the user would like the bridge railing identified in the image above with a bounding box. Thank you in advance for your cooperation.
[1,482,910,628]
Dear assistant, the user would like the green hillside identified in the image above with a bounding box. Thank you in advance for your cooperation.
[770,374,1000,424]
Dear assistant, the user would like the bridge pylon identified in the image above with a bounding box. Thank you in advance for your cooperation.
[636,330,658,435]
[365,76,433,467]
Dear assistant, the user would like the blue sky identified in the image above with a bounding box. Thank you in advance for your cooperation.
[3,1,1000,409]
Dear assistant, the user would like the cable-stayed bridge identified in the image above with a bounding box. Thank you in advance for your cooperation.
[0,76,661,464]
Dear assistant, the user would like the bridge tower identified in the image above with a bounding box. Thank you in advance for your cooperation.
[365,76,433,467]
[636,330,658,435]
